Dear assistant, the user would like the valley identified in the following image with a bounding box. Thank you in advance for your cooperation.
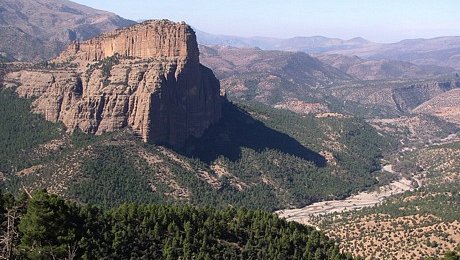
[0,0,460,259]
[276,168,415,225]
[208,43,460,257]
[276,123,460,259]
[316,141,460,259]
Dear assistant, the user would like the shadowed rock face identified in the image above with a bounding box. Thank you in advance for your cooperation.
[5,20,221,148]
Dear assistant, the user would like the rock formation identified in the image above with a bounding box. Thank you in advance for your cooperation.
[4,20,221,148]
[56,21,196,63]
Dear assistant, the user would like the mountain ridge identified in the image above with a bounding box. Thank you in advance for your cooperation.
[0,0,135,61]
[199,45,458,117]
[195,30,460,70]
[199,45,353,109]
[314,53,454,80]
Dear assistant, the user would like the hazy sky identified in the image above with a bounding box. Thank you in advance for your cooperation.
[72,0,460,43]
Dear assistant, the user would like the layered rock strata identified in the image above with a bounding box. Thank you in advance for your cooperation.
[4,20,221,148]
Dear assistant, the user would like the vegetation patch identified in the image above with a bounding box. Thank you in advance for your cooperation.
[0,190,352,259]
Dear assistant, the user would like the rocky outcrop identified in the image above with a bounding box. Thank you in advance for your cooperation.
[56,20,198,63]
[5,20,221,148]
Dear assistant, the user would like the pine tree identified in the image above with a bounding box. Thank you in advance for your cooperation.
[18,190,81,259]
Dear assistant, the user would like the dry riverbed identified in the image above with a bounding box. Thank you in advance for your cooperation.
[276,165,416,227]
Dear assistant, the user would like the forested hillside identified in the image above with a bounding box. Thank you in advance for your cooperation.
[0,90,61,173]
[0,190,351,259]
[0,89,395,211]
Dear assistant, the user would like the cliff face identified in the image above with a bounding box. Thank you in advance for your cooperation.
[5,20,221,148]
[56,20,198,63]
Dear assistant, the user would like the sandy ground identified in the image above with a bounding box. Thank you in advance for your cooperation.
[276,165,414,226]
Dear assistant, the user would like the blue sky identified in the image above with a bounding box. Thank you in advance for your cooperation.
[73,0,460,43]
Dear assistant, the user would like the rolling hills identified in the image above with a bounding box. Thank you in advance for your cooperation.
[196,30,376,54]
[196,31,460,70]
[0,0,134,61]
[314,53,453,80]
[199,44,460,120]
[199,45,352,108]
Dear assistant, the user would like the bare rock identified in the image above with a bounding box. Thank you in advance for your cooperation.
[6,20,221,148]
[56,20,198,63]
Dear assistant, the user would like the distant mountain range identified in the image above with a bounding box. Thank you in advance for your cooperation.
[0,0,135,61]
[1,0,459,125]
[314,53,453,81]
[1,0,459,71]
[196,30,375,53]
[196,30,460,70]
[199,45,351,109]
[199,45,456,114]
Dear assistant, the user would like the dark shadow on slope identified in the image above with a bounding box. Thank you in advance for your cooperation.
[181,100,326,167]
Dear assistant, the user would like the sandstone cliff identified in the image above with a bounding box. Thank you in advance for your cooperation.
[4,20,221,148]
[56,21,197,63]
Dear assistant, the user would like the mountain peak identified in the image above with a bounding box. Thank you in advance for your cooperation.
[347,37,369,44]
